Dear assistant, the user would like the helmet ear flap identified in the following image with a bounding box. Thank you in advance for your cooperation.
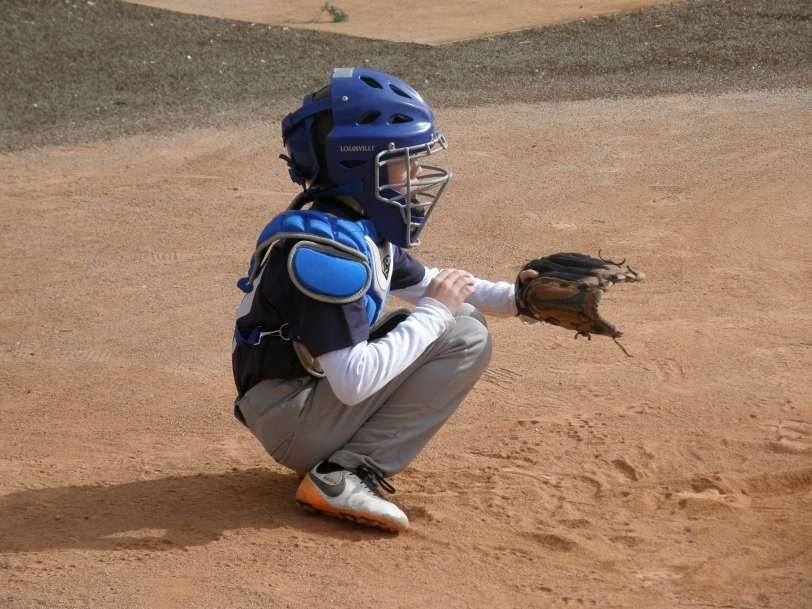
[282,118,320,188]
[310,103,336,189]
[281,90,333,192]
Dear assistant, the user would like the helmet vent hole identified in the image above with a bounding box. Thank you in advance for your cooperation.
[360,76,383,89]
[358,111,381,125]
[389,84,412,99]
[388,113,413,124]
[340,160,366,168]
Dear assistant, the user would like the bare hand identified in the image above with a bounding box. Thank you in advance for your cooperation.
[424,268,475,315]
[518,269,539,285]
[517,268,540,324]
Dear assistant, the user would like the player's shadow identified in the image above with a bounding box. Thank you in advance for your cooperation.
[0,468,389,553]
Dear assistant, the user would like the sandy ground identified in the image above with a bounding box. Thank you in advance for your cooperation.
[2,0,812,607]
[122,0,684,44]
[2,87,811,607]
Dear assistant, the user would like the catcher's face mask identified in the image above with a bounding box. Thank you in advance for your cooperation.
[374,133,451,247]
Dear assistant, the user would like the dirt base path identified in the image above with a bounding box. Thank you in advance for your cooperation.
[1,88,810,607]
[123,0,683,44]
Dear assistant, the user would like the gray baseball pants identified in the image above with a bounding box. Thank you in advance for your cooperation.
[235,304,492,478]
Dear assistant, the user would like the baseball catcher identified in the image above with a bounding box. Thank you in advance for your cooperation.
[231,68,646,533]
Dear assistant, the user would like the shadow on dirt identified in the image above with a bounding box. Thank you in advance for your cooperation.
[0,468,392,553]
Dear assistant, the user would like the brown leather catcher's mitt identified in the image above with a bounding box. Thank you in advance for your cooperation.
[515,252,644,354]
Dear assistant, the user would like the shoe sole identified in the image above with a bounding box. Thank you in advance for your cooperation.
[295,479,406,533]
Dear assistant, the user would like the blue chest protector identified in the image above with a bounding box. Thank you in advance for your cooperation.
[236,210,394,339]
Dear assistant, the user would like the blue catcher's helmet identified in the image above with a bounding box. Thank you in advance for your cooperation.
[280,68,451,248]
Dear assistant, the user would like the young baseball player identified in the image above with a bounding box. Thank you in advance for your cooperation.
[231,68,533,532]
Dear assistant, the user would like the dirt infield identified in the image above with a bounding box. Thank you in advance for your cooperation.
[122,0,684,44]
[1,1,811,608]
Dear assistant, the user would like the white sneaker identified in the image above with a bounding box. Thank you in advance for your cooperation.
[295,462,409,532]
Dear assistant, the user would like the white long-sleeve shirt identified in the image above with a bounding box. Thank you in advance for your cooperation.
[318,267,517,405]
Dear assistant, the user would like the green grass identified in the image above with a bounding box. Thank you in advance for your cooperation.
[322,3,348,22]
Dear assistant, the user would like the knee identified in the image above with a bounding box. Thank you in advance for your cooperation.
[455,314,492,374]
[456,303,488,328]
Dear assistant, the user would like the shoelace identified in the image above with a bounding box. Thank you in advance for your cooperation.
[355,466,396,495]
